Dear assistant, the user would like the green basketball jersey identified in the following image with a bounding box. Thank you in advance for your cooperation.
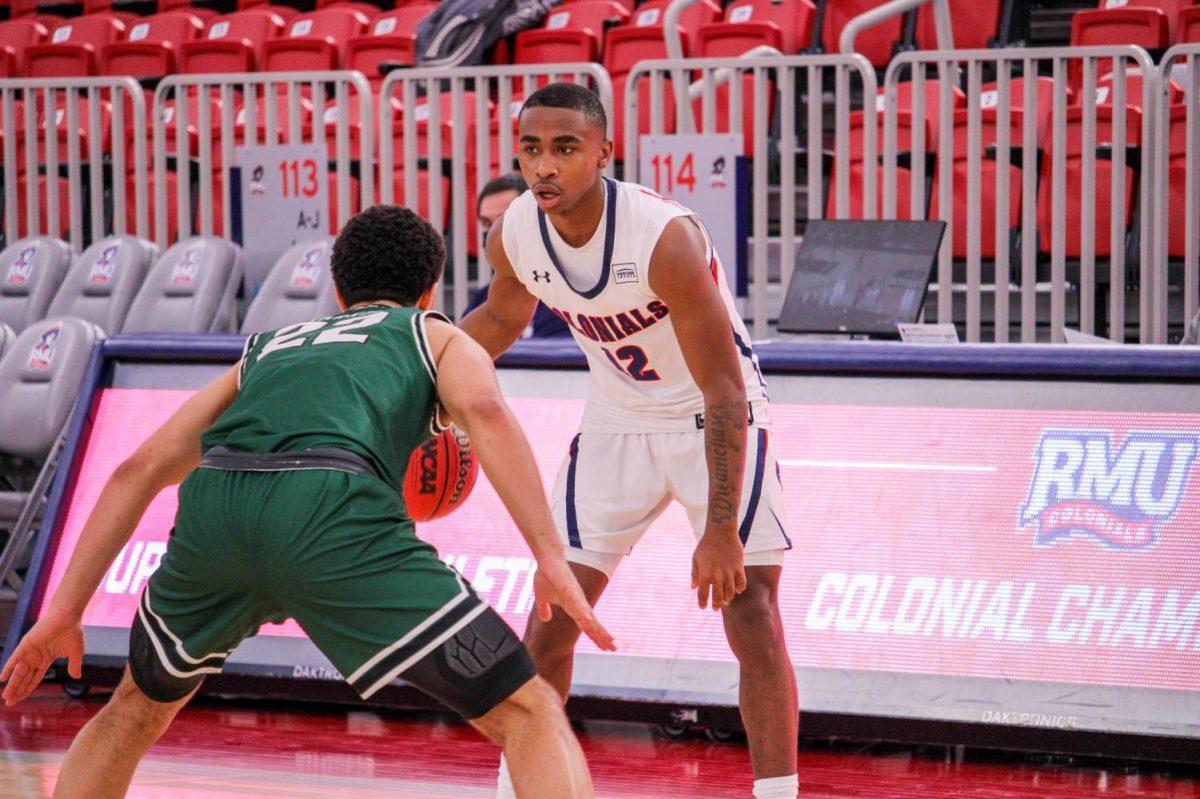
[201,304,446,494]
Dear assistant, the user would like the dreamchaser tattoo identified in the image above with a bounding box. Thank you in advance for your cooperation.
[705,398,746,528]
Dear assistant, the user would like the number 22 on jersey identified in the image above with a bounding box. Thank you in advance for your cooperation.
[257,310,389,361]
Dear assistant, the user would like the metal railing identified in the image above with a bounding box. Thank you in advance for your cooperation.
[625,53,878,339]
[379,63,613,319]
[152,71,374,248]
[1155,44,1200,343]
[882,46,1159,343]
[0,77,147,251]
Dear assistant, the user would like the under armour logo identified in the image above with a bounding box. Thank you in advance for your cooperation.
[533,271,551,283]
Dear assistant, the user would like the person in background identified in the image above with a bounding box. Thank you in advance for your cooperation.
[1182,307,1200,345]
[467,173,570,339]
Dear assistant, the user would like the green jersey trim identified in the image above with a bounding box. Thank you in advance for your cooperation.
[411,310,448,384]
[236,332,259,390]
[413,310,453,436]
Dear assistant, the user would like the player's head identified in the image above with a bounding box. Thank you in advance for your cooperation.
[331,205,445,311]
[477,172,527,235]
[517,82,612,217]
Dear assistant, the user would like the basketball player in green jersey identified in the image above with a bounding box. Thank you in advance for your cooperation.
[1,206,613,799]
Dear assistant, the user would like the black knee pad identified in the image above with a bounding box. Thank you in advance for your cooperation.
[402,605,537,720]
[128,617,206,703]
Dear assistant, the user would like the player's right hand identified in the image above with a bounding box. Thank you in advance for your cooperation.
[534,556,617,652]
[0,605,84,706]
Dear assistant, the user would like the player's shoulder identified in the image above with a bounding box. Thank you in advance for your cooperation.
[500,188,537,226]
[614,179,694,217]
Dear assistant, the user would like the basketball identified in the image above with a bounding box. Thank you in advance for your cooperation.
[403,426,478,521]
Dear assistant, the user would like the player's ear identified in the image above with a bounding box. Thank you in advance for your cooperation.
[334,285,347,312]
[598,138,614,171]
[416,282,438,311]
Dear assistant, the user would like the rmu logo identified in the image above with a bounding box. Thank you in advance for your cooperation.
[1020,429,1199,550]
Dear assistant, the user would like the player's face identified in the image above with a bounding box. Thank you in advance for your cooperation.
[517,106,611,216]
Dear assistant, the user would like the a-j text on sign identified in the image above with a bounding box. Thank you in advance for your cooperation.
[638,133,747,296]
[232,144,329,297]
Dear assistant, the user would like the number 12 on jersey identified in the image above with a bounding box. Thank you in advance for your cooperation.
[603,345,660,382]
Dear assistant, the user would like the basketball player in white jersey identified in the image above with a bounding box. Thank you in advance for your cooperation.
[461,83,799,799]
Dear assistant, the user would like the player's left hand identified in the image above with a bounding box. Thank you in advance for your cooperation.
[0,604,84,706]
[534,556,617,652]
[692,532,747,611]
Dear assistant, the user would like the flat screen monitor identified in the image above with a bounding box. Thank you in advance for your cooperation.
[778,220,945,337]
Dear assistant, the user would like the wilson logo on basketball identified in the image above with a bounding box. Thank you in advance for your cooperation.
[447,429,475,506]
[404,427,479,522]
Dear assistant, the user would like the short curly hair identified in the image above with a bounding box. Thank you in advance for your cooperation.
[520,82,607,134]
[331,205,445,307]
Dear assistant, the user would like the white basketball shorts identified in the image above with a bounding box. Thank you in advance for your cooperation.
[549,427,792,578]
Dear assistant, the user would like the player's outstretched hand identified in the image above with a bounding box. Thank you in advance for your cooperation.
[692,533,747,611]
[0,605,84,706]
[534,556,617,652]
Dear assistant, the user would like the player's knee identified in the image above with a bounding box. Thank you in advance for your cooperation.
[723,585,784,655]
[473,676,567,745]
[524,611,583,661]
[99,672,184,743]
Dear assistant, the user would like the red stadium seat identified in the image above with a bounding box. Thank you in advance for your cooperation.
[303,92,377,160]
[100,11,204,78]
[13,174,73,237]
[1036,105,1142,259]
[979,77,1057,143]
[345,4,435,84]
[1090,68,1182,108]
[235,0,300,19]
[877,77,966,150]
[391,169,450,232]
[692,0,816,156]
[927,108,1027,260]
[621,0,719,52]
[261,7,372,72]
[35,95,115,166]
[604,0,720,160]
[826,109,929,220]
[178,8,288,73]
[154,92,302,166]
[128,169,180,244]
[8,0,38,18]
[1069,7,1169,50]
[514,0,629,64]
[696,0,815,55]
[915,0,1004,49]
[1181,5,1200,41]
[157,0,219,18]
[314,0,383,15]
[829,79,964,219]
[0,19,48,77]
[24,14,126,76]
[1164,105,1195,259]
[562,0,634,11]
[820,0,903,68]
[1094,0,1190,41]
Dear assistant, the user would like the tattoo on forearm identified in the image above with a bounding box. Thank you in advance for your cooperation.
[706,399,746,527]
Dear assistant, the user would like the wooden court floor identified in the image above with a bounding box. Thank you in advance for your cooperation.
[1,688,1198,798]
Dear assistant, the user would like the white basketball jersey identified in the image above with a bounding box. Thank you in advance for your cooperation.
[502,178,768,433]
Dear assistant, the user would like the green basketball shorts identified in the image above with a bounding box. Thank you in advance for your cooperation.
[128,465,535,717]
